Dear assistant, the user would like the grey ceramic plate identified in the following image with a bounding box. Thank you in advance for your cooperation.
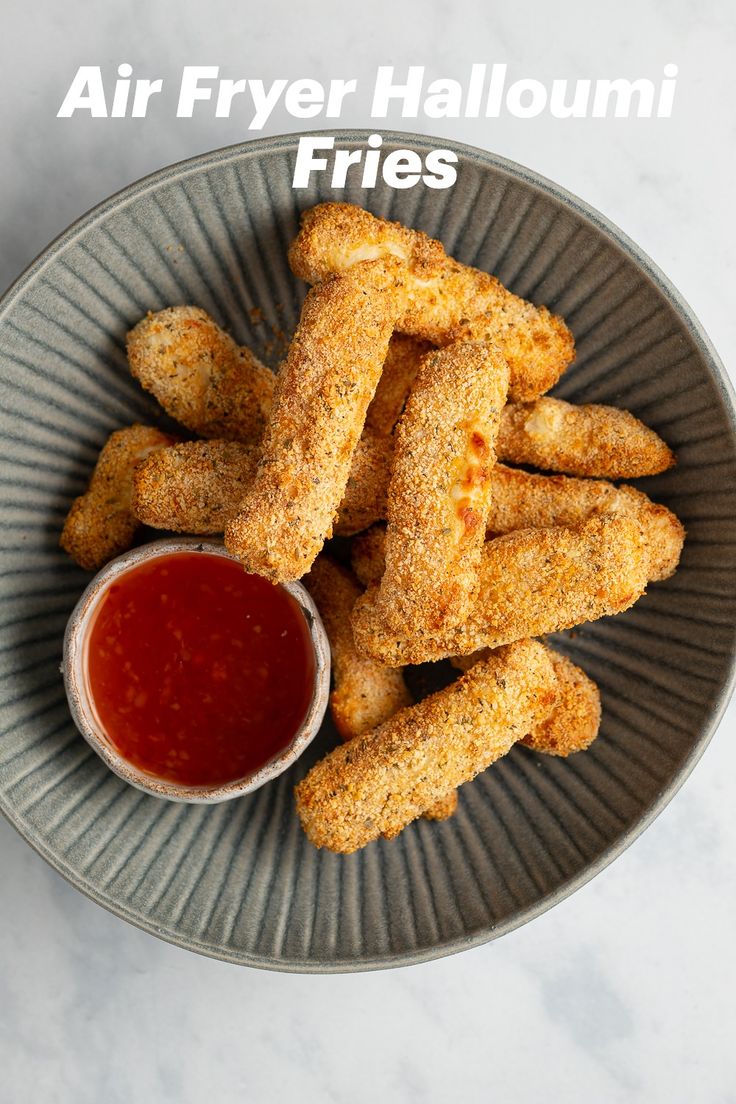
[1,131,735,973]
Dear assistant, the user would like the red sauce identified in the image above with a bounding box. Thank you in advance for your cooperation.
[85,552,315,787]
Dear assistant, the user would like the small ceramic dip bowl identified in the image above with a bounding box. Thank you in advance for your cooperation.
[63,538,331,803]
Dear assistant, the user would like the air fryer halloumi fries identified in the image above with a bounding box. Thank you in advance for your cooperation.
[224,259,406,582]
[289,202,574,401]
[365,340,508,636]
[61,424,175,571]
[60,200,685,857]
[351,514,649,666]
[127,306,275,443]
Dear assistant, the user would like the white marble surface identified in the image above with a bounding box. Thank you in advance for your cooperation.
[2,1,735,1100]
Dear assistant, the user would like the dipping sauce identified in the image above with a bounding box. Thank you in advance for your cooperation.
[85,552,316,787]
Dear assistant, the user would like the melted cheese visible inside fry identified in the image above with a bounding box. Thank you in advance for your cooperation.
[524,401,564,439]
[344,242,409,266]
[450,428,491,536]
[605,489,632,515]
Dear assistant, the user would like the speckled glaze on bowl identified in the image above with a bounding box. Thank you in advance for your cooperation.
[0,131,735,973]
[63,538,331,803]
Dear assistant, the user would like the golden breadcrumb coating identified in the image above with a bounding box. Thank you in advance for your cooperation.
[288,202,574,401]
[132,433,394,537]
[304,557,411,742]
[294,640,557,853]
[421,791,459,821]
[441,310,573,401]
[447,651,486,674]
[336,433,682,578]
[126,306,275,441]
[351,515,649,665]
[365,333,432,435]
[224,260,406,582]
[60,424,174,571]
[133,439,260,532]
[521,651,601,756]
[451,644,601,756]
[332,431,393,537]
[305,556,456,823]
[485,464,684,582]
[498,397,675,478]
[366,341,509,635]
[351,459,683,585]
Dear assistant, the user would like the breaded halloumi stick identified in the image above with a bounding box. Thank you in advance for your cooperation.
[132,433,394,537]
[451,646,601,756]
[485,464,684,581]
[225,260,406,582]
[521,651,601,756]
[295,639,558,853]
[288,203,574,401]
[133,439,260,533]
[332,431,393,537]
[498,397,675,478]
[305,558,411,742]
[305,557,455,823]
[367,341,508,635]
[365,333,432,435]
[127,306,275,442]
[416,645,600,813]
[351,456,684,584]
[60,424,175,571]
[352,515,649,665]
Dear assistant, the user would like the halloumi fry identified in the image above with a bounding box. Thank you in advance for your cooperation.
[288,202,574,401]
[442,309,572,395]
[305,557,455,823]
[352,515,649,665]
[366,341,508,635]
[365,333,432,435]
[132,433,394,537]
[60,424,175,571]
[332,431,393,537]
[347,638,593,809]
[295,639,558,853]
[133,439,260,533]
[521,650,601,756]
[225,259,406,582]
[351,456,683,587]
[498,396,675,478]
[305,557,411,742]
[127,306,275,442]
[418,791,459,821]
[451,646,601,756]
[485,464,684,581]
